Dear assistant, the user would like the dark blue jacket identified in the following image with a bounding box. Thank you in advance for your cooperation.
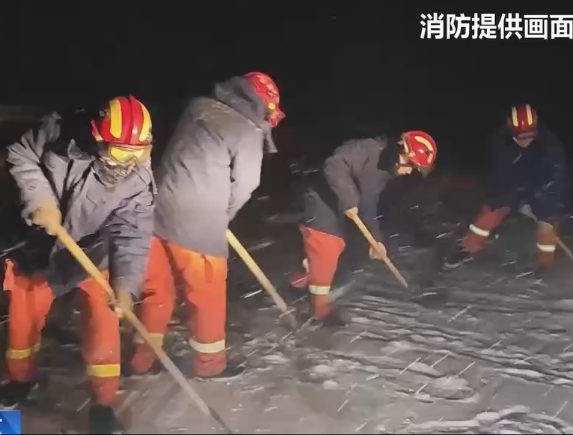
[487,122,566,221]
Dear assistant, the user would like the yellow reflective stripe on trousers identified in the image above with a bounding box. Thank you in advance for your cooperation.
[188,338,226,354]
[469,224,490,237]
[86,364,121,377]
[309,285,330,295]
[6,342,41,360]
[537,243,556,252]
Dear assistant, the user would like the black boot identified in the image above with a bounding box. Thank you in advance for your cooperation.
[89,405,124,434]
[0,381,37,409]
[43,321,80,347]
[313,309,350,328]
[194,363,246,382]
[121,360,162,380]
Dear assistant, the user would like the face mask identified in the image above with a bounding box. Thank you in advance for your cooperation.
[94,143,150,188]
[94,157,136,189]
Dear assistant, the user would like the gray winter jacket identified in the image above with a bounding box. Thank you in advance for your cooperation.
[303,137,393,242]
[7,112,156,297]
[153,76,277,258]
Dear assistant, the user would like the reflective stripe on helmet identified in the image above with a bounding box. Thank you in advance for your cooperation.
[414,134,436,165]
[139,102,152,143]
[511,104,534,127]
[93,95,152,146]
[402,130,437,167]
[109,97,123,140]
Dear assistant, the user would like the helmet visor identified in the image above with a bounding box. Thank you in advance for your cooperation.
[99,143,150,165]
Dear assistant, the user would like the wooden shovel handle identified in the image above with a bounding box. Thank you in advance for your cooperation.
[226,229,290,314]
[52,225,233,433]
[346,213,409,288]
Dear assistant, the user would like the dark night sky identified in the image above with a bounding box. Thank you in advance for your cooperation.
[1,3,573,175]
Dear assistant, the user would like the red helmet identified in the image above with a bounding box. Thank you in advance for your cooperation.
[402,130,437,168]
[91,95,152,147]
[507,104,538,139]
[244,72,285,127]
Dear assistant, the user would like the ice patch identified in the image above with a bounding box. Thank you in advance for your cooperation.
[353,316,372,325]
[407,362,442,377]
[389,340,417,350]
[312,364,334,375]
[500,368,544,379]
[556,299,573,309]
[476,411,504,424]
[432,376,469,390]
[322,380,340,390]
[262,354,289,364]
[559,351,573,359]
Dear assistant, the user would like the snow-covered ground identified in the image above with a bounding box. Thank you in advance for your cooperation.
[12,173,573,434]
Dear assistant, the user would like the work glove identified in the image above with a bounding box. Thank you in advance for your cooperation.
[369,242,387,260]
[114,288,134,319]
[31,203,62,236]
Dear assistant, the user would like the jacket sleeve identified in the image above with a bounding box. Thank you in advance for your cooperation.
[105,178,156,298]
[539,129,566,191]
[323,140,385,241]
[227,135,264,221]
[489,134,506,186]
[7,113,61,217]
[356,170,386,242]
[322,143,361,212]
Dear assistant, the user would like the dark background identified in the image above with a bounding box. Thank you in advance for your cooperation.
[1,3,572,191]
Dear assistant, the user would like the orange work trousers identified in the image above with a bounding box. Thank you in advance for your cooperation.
[131,236,228,378]
[3,259,120,406]
[462,205,511,253]
[463,204,559,267]
[299,225,346,319]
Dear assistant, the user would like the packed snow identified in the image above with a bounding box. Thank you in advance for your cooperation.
[10,173,573,434]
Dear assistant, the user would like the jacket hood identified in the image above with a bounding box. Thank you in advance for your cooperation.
[213,76,277,154]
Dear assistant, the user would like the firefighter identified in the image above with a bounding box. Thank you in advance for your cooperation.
[289,131,438,324]
[445,104,566,270]
[126,72,284,381]
[0,96,155,434]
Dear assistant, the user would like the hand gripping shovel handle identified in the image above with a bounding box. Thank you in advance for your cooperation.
[226,229,297,328]
[519,205,573,262]
[52,225,234,434]
[346,213,409,288]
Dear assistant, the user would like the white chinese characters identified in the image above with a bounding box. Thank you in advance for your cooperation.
[420,13,573,39]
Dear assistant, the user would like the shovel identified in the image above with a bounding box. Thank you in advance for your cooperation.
[344,210,409,288]
[53,224,234,434]
[227,229,297,328]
